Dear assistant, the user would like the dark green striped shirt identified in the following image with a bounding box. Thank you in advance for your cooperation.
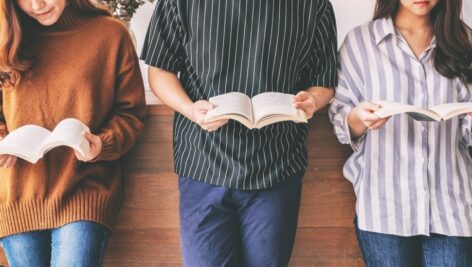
[141,0,337,190]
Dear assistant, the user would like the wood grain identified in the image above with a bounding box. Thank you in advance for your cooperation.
[0,106,362,267]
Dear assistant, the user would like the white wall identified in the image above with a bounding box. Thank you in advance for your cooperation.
[131,0,472,92]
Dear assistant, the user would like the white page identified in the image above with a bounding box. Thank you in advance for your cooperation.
[374,101,440,121]
[206,92,253,122]
[429,102,472,120]
[40,118,90,157]
[0,125,51,162]
[252,92,297,122]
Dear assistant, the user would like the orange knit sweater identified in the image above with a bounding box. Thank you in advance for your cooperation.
[0,7,146,237]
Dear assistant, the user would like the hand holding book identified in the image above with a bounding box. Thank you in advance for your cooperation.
[187,100,229,132]
[292,91,318,119]
[0,147,17,168]
[347,102,390,138]
[75,131,102,162]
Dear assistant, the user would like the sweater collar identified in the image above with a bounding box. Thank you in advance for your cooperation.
[35,6,91,33]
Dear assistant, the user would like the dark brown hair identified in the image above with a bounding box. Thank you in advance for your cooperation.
[374,0,472,84]
[0,0,111,89]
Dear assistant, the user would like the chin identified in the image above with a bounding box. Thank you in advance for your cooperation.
[37,18,59,26]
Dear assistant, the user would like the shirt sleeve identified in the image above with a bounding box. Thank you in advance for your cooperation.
[140,0,186,74]
[328,30,366,151]
[304,0,338,89]
[93,29,147,162]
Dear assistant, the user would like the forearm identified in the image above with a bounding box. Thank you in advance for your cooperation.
[306,86,334,110]
[148,67,194,119]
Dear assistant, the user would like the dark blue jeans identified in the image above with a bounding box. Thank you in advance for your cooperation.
[1,221,110,267]
[178,174,303,267]
[355,219,472,267]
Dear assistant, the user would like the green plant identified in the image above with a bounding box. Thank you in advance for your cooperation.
[99,0,155,22]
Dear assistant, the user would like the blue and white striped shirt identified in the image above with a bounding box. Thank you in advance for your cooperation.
[329,18,472,237]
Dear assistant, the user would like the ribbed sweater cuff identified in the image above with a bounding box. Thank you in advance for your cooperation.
[0,193,118,238]
[93,133,116,162]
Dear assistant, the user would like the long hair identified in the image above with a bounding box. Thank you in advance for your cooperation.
[0,0,111,89]
[374,0,472,84]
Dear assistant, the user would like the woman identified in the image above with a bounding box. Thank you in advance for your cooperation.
[329,0,472,266]
[0,0,146,265]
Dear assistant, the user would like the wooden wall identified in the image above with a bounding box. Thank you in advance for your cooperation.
[0,106,362,266]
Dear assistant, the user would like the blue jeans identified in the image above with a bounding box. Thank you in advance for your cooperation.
[1,221,110,267]
[178,174,303,267]
[355,218,472,267]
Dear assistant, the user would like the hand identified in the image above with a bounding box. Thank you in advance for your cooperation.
[0,155,17,168]
[75,131,102,162]
[186,100,228,132]
[350,102,390,130]
[0,136,17,168]
[292,91,318,119]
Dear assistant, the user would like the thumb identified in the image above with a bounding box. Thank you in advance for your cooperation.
[363,102,381,112]
[82,131,98,144]
[200,101,216,110]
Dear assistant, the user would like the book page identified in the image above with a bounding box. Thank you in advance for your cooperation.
[429,102,472,121]
[0,125,51,163]
[374,101,441,121]
[205,92,254,128]
[252,92,300,123]
[39,118,91,157]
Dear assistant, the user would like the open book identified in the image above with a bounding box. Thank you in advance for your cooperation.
[374,101,472,121]
[204,92,307,129]
[0,118,91,164]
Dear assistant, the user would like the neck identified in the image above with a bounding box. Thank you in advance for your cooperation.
[394,7,432,34]
[34,6,92,33]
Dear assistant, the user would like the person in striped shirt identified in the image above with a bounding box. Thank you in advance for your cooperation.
[141,0,337,266]
[329,0,472,266]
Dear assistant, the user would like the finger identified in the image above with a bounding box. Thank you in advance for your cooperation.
[195,100,216,111]
[293,92,311,102]
[294,100,316,110]
[4,156,14,168]
[0,156,8,167]
[82,131,101,145]
[202,120,228,131]
[10,156,17,167]
[369,118,389,129]
[206,120,229,131]
[74,151,86,162]
[361,102,381,112]
[361,111,382,122]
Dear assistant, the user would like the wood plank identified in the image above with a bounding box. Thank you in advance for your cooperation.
[289,228,364,267]
[0,109,362,267]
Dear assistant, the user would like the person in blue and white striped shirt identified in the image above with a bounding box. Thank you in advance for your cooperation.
[329,0,472,266]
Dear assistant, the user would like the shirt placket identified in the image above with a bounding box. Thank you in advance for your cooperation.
[396,34,432,235]
[418,55,431,235]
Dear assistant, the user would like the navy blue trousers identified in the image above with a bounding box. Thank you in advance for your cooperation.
[178,174,303,267]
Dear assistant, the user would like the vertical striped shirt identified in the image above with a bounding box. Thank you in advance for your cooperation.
[329,18,472,237]
[141,0,337,190]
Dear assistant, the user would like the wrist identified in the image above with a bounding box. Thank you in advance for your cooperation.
[180,101,195,121]
[310,92,319,112]
[348,109,367,138]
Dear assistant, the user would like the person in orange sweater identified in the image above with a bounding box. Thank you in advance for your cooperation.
[0,0,146,265]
